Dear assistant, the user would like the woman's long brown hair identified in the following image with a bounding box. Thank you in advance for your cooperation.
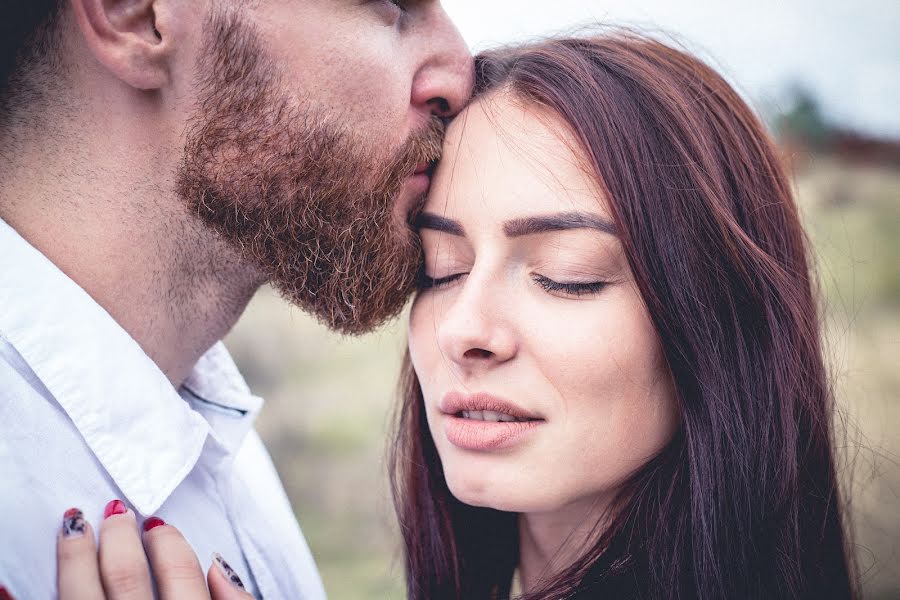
[389,30,856,600]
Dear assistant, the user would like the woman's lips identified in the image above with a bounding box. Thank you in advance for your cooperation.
[443,417,542,451]
[439,391,542,420]
[439,392,544,451]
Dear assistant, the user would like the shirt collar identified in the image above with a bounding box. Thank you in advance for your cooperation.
[181,342,264,456]
[0,219,261,515]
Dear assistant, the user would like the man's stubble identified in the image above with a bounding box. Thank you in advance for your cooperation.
[177,8,442,334]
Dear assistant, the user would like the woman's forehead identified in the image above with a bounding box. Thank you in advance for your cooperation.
[429,95,609,222]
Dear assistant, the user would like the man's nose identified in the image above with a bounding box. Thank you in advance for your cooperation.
[410,7,475,118]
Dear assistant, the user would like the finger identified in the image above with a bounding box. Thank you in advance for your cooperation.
[57,508,105,600]
[98,500,152,600]
[208,553,253,600]
[141,517,209,600]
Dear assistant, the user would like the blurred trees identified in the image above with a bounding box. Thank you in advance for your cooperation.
[774,84,832,152]
[773,84,900,170]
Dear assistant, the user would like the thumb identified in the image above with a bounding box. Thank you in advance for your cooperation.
[208,553,254,600]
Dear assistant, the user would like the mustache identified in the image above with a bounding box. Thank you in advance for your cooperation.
[381,116,447,182]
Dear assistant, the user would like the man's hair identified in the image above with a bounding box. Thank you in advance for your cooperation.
[1,2,65,121]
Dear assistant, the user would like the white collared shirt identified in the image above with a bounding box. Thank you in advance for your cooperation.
[0,219,327,600]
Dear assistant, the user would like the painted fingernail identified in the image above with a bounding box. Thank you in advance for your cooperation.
[103,499,127,519]
[0,585,15,600]
[212,552,246,590]
[62,508,86,538]
[143,516,166,532]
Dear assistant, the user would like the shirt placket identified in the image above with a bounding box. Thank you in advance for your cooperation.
[227,473,301,600]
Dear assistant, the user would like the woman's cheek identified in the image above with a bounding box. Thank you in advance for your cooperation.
[407,296,436,381]
[532,286,675,453]
[523,296,621,385]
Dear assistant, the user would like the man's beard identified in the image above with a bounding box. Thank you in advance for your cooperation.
[177,9,442,334]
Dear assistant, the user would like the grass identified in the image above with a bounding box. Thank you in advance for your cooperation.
[798,158,900,598]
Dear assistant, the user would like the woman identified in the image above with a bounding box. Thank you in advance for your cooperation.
[391,31,856,599]
[51,30,856,599]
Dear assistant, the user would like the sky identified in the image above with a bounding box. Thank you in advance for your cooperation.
[443,0,900,139]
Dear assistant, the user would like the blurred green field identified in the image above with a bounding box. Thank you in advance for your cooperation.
[798,158,899,599]
[224,156,899,599]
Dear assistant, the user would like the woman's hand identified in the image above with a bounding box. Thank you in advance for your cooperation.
[56,501,252,600]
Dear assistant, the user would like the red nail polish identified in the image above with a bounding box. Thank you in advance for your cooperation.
[63,507,80,519]
[103,499,127,519]
[143,516,166,532]
[0,585,15,600]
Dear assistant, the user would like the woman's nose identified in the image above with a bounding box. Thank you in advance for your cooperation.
[434,280,517,371]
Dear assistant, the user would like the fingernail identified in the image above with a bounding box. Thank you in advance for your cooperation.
[0,585,15,600]
[103,499,127,519]
[143,516,166,532]
[62,508,86,538]
[212,552,246,590]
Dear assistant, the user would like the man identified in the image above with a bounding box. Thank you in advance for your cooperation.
[0,0,472,597]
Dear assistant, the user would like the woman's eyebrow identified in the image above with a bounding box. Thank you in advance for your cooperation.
[503,212,618,237]
[414,212,466,236]
[414,211,617,238]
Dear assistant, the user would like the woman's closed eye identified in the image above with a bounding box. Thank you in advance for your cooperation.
[532,274,609,297]
[417,270,609,297]
[418,272,467,290]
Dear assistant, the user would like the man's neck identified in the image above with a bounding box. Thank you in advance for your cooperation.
[0,116,264,386]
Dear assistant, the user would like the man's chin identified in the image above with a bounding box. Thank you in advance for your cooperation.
[264,205,423,335]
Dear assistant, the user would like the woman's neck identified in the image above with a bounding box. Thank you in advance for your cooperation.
[517,497,612,593]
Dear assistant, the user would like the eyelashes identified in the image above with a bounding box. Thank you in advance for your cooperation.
[417,272,464,290]
[416,271,608,297]
[531,274,608,296]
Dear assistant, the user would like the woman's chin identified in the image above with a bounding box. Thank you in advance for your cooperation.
[445,472,550,514]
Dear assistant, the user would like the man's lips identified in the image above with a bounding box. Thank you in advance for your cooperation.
[412,160,437,176]
[439,391,543,421]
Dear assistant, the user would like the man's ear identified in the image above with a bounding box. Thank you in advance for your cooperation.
[69,0,172,90]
